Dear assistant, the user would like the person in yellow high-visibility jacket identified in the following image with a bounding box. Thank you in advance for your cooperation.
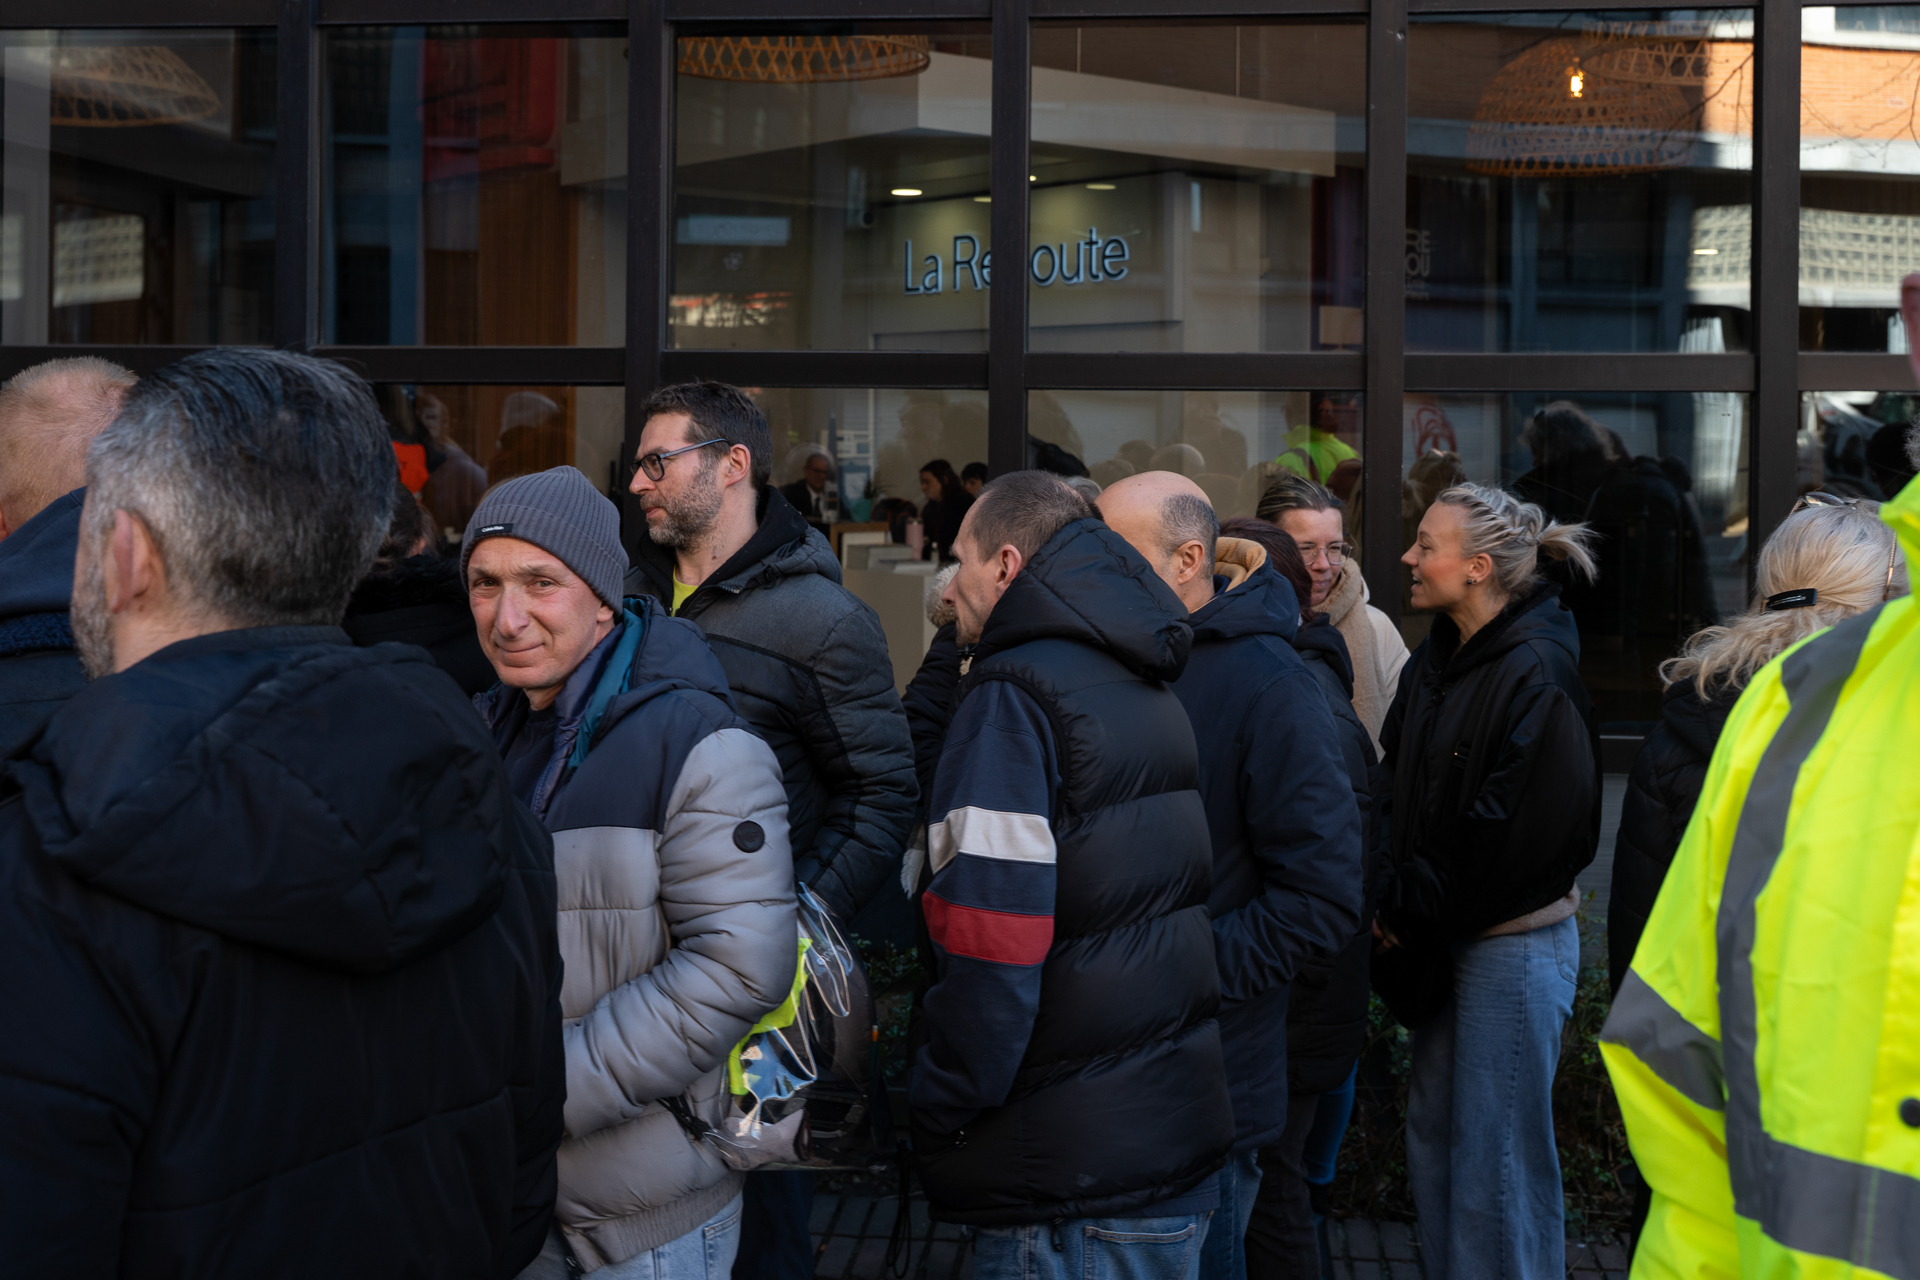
[1600,279,1920,1275]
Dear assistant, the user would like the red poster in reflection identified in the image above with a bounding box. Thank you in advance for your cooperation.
[1408,396,1457,456]
[392,442,430,494]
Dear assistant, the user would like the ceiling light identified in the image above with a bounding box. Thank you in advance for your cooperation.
[973,196,991,203]
[1693,247,1719,256]
[1029,174,1036,181]
[1086,183,1116,190]
[891,187,923,197]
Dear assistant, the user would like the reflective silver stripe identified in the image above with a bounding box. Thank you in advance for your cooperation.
[1599,970,1725,1112]
[1716,605,1912,1270]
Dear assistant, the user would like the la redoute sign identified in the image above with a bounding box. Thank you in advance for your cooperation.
[902,229,1131,294]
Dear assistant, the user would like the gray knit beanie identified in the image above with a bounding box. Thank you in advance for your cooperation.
[460,466,627,610]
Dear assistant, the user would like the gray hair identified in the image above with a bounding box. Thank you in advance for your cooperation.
[1431,482,1598,596]
[87,349,393,628]
[1160,492,1219,563]
[966,469,1094,562]
[0,355,136,526]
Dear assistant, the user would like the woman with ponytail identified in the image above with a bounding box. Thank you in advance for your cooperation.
[1609,495,1908,997]
[1376,482,1601,1280]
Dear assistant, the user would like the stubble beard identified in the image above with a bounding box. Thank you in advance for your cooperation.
[71,541,116,681]
[645,458,725,553]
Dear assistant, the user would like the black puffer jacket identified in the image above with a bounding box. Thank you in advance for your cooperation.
[1379,583,1600,946]
[910,518,1234,1223]
[343,553,496,695]
[901,621,963,821]
[0,628,563,1278]
[0,489,87,757]
[1607,678,1739,994]
[1287,615,1386,1094]
[627,487,915,922]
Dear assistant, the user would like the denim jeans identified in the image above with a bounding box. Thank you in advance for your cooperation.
[973,1212,1212,1280]
[517,1194,744,1280]
[1405,915,1579,1280]
[1198,1150,1262,1280]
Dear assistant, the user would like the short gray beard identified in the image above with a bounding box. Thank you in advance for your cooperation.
[646,458,725,552]
[71,541,116,681]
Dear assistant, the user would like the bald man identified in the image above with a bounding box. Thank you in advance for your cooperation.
[0,357,136,753]
[1099,473,1363,1280]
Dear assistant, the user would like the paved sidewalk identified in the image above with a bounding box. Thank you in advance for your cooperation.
[809,1193,1630,1280]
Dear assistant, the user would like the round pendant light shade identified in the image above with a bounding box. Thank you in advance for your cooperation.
[49,46,221,128]
[1466,33,1703,176]
[678,34,932,84]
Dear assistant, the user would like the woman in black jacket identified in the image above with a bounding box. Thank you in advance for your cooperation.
[1610,494,1909,994]
[1379,483,1599,1280]
[917,459,972,562]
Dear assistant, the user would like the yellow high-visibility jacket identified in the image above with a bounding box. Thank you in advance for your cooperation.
[1600,483,1920,1279]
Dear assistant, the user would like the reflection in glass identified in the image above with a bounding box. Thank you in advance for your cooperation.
[1407,11,1754,353]
[1401,390,1748,726]
[671,27,991,351]
[1026,389,1363,530]
[323,27,628,346]
[1796,389,1920,499]
[0,29,276,344]
[1027,22,1365,352]
[1799,6,1920,350]
[374,383,625,545]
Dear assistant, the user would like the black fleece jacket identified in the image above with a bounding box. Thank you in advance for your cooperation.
[0,489,87,757]
[1379,583,1600,946]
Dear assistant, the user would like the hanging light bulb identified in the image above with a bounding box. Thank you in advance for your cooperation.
[1569,65,1585,98]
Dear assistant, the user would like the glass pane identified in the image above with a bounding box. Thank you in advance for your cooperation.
[671,26,992,351]
[1027,388,1364,527]
[746,387,988,690]
[1797,388,1920,498]
[0,29,276,344]
[1407,10,1755,353]
[1799,6,1920,351]
[1401,390,1749,727]
[1027,22,1366,353]
[323,26,628,346]
[375,383,625,545]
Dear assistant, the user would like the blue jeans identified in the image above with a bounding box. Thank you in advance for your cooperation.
[1301,1067,1355,1188]
[973,1213,1212,1280]
[1197,1150,1262,1280]
[518,1194,744,1280]
[1405,915,1579,1280]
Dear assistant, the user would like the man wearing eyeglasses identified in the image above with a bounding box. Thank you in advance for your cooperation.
[625,380,916,1280]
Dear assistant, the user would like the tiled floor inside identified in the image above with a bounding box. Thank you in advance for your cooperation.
[809,1194,1631,1280]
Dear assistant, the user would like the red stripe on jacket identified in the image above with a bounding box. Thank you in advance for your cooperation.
[922,892,1054,966]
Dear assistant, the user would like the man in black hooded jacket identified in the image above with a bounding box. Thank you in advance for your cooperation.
[1099,472,1361,1280]
[0,350,563,1279]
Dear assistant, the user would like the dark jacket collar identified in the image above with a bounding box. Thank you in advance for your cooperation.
[974,518,1193,681]
[1292,614,1356,698]
[1424,582,1578,680]
[1658,676,1740,759]
[628,486,838,610]
[1188,560,1299,647]
[0,487,84,621]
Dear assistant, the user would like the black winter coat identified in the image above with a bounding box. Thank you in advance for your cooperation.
[1607,678,1739,994]
[1287,615,1386,1095]
[901,621,962,820]
[1379,583,1600,947]
[910,517,1234,1223]
[626,487,916,923]
[0,489,86,757]
[1171,558,1362,1152]
[343,553,497,695]
[0,628,564,1279]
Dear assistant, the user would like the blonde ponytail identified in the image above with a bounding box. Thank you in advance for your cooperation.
[1432,483,1599,598]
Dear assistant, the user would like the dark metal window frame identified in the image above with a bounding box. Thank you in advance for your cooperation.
[0,0,1902,615]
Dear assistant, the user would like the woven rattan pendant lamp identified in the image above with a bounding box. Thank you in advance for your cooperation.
[1465,29,1706,176]
[48,45,220,127]
[678,34,931,83]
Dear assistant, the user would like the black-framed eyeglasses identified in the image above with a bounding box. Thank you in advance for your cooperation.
[636,438,728,481]
[1791,491,1900,596]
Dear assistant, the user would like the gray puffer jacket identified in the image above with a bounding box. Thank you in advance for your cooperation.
[477,596,797,1271]
[626,486,916,923]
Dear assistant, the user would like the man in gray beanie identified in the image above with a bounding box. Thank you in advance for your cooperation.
[463,467,799,1279]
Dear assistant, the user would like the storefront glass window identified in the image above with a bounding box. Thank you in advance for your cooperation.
[1796,388,1920,498]
[373,382,625,544]
[1401,389,1750,727]
[670,26,992,351]
[322,26,628,346]
[0,29,277,344]
[1800,5,1920,351]
[1027,22,1365,353]
[1407,10,1755,354]
[1028,388,1364,527]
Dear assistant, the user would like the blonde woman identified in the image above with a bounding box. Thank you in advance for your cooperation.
[1377,482,1600,1280]
[1607,494,1909,996]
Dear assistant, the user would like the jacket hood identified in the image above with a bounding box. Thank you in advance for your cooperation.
[0,487,83,621]
[6,628,514,975]
[974,517,1193,680]
[1657,677,1739,760]
[1212,536,1266,593]
[1425,581,1579,679]
[628,486,838,609]
[1293,615,1356,697]
[1190,545,1300,647]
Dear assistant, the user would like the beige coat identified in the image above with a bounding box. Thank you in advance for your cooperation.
[1322,563,1409,757]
